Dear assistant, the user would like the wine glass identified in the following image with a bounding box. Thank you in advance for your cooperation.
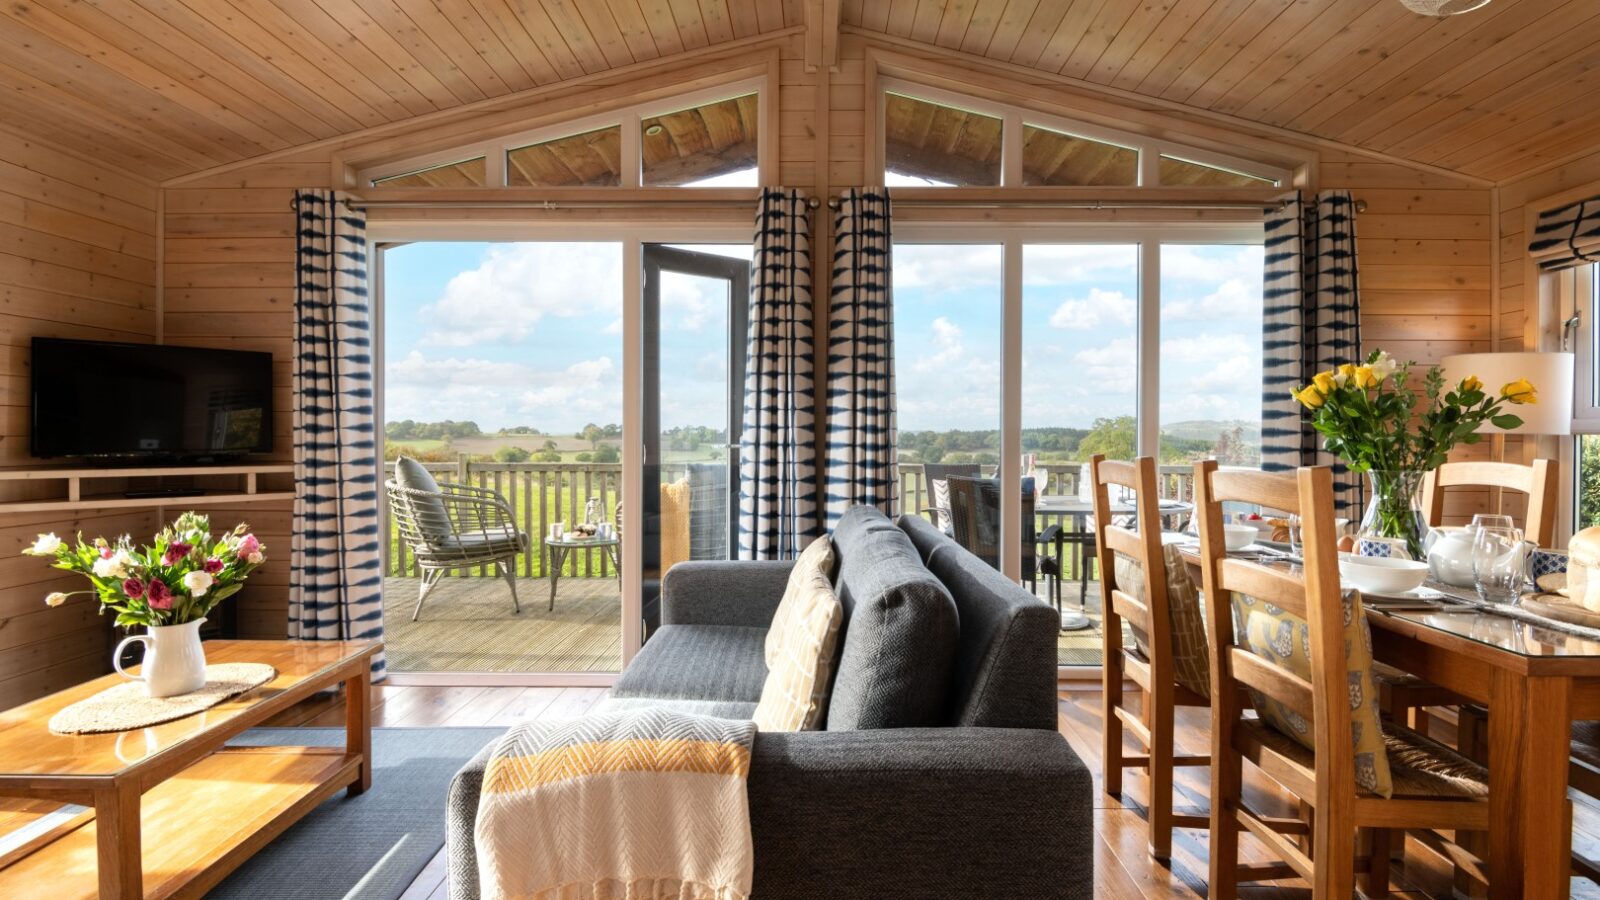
[1472,524,1528,604]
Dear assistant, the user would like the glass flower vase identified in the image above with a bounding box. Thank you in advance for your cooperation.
[1357,469,1431,561]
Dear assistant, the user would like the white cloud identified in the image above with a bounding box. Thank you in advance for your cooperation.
[1069,336,1139,394]
[1021,244,1140,285]
[385,350,621,431]
[1048,288,1135,330]
[1163,276,1260,321]
[420,243,622,346]
[1159,244,1264,284]
[1162,332,1252,364]
[892,244,1004,292]
[899,316,1001,429]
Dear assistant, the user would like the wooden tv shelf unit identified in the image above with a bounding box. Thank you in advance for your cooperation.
[0,640,378,900]
[0,463,293,514]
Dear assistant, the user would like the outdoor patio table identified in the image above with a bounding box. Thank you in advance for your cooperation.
[544,536,621,611]
[1037,496,1193,629]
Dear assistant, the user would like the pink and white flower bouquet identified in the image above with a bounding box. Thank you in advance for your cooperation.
[23,512,266,628]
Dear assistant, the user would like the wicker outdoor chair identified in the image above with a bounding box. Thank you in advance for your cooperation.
[386,459,528,622]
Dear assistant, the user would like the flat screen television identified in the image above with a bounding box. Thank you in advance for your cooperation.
[31,338,273,461]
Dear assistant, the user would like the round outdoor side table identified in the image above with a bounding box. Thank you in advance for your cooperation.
[544,536,622,611]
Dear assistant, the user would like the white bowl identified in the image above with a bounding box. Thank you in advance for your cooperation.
[1223,524,1256,551]
[1339,555,1430,596]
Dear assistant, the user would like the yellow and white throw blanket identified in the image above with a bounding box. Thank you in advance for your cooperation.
[475,709,758,900]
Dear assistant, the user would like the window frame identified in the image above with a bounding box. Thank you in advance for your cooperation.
[369,218,753,684]
[357,76,771,189]
[875,77,1291,189]
[893,220,1265,592]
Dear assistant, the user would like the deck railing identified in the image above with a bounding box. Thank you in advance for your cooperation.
[382,458,1196,579]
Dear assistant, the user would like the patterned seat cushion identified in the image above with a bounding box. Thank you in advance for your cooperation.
[1112,538,1210,698]
[1233,589,1394,797]
[764,536,836,668]
[753,567,844,732]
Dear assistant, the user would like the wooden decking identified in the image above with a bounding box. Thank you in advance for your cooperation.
[383,577,621,674]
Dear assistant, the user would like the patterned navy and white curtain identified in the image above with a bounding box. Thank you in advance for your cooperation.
[1530,195,1600,272]
[289,189,385,677]
[823,188,896,533]
[738,188,820,559]
[1261,190,1363,515]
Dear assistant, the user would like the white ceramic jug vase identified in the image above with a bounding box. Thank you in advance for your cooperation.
[114,618,207,698]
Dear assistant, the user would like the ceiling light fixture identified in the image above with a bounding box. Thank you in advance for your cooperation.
[645,124,664,136]
[1398,0,1491,16]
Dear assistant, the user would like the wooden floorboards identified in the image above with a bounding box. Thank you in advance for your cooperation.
[381,577,622,673]
[262,685,1600,898]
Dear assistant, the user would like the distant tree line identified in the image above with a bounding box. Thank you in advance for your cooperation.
[385,420,482,440]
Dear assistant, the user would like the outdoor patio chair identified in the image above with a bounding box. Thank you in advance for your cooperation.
[387,457,528,622]
[945,476,1040,594]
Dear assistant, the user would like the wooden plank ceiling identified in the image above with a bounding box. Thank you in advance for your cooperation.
[0,0,1594,183]
[0,0,799,182]
[847,0,1600,183]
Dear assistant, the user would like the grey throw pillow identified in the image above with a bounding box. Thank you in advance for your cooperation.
[395,456,452,541]
[825,505,959,730]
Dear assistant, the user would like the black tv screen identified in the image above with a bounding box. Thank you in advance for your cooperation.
[31,338,273,460]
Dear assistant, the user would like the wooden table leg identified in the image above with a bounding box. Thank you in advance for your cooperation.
[346,664,373,796]
[1488,669,1573,900]
[94,781,142,900]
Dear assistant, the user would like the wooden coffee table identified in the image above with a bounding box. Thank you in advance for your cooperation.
[0,639,379,899]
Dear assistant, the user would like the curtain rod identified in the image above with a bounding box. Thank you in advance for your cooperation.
[301,197,824,211]
[826,197,1368,213]
[298,196,1366,214]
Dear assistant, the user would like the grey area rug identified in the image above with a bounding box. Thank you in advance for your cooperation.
[207,726,502,900]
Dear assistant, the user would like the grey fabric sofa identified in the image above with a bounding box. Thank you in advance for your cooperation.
[447,506,1092,899]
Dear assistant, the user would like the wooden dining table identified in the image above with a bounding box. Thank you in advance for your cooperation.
[1175,543,1599,900]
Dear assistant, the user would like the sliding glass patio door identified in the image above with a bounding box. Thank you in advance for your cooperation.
[640,243,751,641]
[893,225,1263,668]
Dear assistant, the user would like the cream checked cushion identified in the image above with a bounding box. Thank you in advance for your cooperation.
[764,536,836,668]
[753,567,843,732]
[1112,538,1211,699]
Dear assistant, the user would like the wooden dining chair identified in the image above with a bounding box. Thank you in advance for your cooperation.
[1383,458,1560,737]
[1195,460,1489,898]
[1420,458,1558,546]
[1091,454,1211,860]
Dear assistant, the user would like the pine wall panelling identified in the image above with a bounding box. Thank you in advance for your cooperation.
[0,127,159,708]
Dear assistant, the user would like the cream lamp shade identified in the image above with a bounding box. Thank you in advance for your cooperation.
[1438,351,1574,436]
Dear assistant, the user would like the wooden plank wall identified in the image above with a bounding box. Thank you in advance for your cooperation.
[155,32,1500,639]
[0,127,160,708]
[1320,150,1495,524]
[163,156,311,640]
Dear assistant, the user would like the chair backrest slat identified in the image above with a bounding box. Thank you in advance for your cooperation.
[1215,558,1309,620]
[1228,646,1314,718]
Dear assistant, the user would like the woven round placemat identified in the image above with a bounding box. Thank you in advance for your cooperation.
[48,663,278,735]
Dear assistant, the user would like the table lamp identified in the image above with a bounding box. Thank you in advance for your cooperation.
[1438,351,1573,436]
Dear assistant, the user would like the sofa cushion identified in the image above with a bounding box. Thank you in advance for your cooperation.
[609,624,768,704]
[825,506,959,730]
[754,566,843,732]
[898,514,1058,730]
[394,456,451,541]
[765,535,837,667]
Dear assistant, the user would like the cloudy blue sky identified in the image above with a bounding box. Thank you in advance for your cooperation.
[383,240,1263,439]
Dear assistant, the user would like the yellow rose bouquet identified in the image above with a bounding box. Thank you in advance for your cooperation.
[1294,349,1534,558]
